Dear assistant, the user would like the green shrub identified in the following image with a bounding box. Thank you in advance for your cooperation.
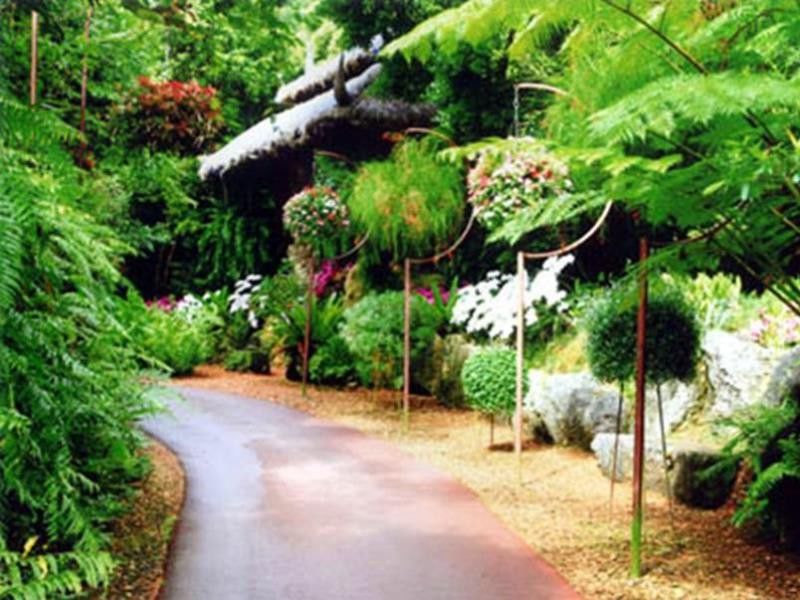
[585,286,701,385]
[309,335,358,386]
[120,293,215,376]
[223,349,270,373]
[461,347,525,417]
[274,294,347,381]
[349,139,465,261]
[341,291,443,389]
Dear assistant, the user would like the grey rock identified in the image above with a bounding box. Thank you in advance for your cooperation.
[525,370,621,450]
[645,380,703,434]
[703,330,777,418]
[765,346,800,406]
[591,433,736,509]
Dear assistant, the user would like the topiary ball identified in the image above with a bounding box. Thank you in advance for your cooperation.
[461,347,527,417]
[585,286,701,386]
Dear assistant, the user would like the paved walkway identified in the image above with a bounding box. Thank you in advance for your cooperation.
[144,387,580,600]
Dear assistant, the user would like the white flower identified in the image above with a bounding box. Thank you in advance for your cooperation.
[451,255,573,341]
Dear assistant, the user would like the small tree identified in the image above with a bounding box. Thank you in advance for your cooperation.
[586,285,701,514]
[461,347,528,446]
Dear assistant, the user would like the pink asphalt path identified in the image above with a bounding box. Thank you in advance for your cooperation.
[143,387,580,600]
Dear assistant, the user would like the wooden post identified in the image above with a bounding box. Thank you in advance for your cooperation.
[79,7,92,136]
[402,258,411,428]
[30,11,39,106]
[631,236,649,578]
[302,256,314,396]
[514,252,525,466]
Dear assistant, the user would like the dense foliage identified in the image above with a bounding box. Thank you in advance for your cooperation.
[0,94,156,596]
[349,139,465,260]
[340,291,443,390]
[717,396,800,549]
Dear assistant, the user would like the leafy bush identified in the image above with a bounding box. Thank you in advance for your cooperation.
[461,347,525,417]
[349,139,465,260]
[309,335,359,387]
[341,291,444,389]
[125,76,223,153]
[585,286,701,385]
[121,293,216,376]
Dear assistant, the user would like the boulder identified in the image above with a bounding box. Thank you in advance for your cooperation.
[765,346,800,406]
[591,433,736,509]
[645,379,703,434]
[703,330,777,418]
[525,370,620,450]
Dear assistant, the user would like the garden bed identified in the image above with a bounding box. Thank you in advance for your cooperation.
[90,438,185,600]
[179,365,800,600]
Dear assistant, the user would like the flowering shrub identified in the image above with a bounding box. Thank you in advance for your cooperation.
[467,149,572,231]
[451,255,574,341]
[749,308,800,348]
[129,76,223,153]
[228,274,264,329]
[313,260,352,297]
[283,187,351,256]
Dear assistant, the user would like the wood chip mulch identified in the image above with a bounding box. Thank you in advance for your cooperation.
[177,365,800,600]
[90,438,185,600]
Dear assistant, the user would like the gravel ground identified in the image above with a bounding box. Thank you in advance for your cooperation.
[90,438,185,600]
[178,366,800,600]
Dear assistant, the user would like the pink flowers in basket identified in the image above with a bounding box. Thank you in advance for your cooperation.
[283,186,350,247]
[467,149,572,231]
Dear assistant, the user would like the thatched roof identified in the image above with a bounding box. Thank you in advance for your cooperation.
[199,65,382,179]
[275,47,375,106]
[198,38,435,181]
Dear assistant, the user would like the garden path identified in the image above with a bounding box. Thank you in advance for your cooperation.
[143,386,580,599]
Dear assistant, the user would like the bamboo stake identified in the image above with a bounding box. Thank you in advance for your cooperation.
[302,256,314,397]
[30,11,39,106]
[656,384,675,530]
[631,236,649,578]
[402,258,411,429]
[609,382,624,521]
[514,252,525,477]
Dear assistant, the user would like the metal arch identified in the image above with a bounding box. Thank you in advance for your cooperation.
[521,201,614,259]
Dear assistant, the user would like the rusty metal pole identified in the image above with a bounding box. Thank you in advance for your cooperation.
[514,252,525,474]
[30,11,39,106]
[631,236,649,578]
[402,258,412,429]
[302,256,314,397]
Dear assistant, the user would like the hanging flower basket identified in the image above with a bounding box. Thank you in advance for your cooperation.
[467,149,573,231]
[283,186,351,256]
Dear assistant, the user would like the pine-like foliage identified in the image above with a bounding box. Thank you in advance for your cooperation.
[387,0,800,315]
[0,93,156,597]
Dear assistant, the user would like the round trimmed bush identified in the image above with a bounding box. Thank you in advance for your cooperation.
[461,347,526,417]
[585,286,701,385]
